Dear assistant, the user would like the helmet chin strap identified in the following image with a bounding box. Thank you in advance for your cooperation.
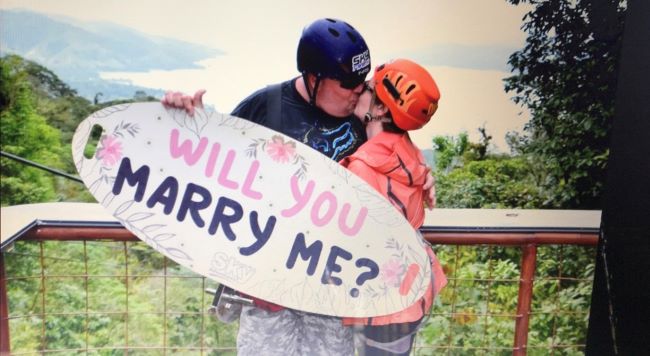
[364,115,392,124]
[302,73,322,106]
[363,90,391,124]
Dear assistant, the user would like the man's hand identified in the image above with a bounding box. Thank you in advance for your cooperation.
[161,89,206,116]
[423,169,436,210]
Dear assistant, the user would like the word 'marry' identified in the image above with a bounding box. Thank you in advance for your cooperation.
[110,127,382,297]
[111,155,382,297]
[112,157,276,256]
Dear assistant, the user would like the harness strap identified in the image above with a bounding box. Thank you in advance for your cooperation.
[265,83,283,131]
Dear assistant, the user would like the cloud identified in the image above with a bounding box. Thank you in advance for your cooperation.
[409,65,529,153]
[399,44,519,72]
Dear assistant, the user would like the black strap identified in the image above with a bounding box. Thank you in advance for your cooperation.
[265,83,283,131]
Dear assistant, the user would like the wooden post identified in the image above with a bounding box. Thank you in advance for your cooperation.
[0,252,10,355]
[513,243,537,355]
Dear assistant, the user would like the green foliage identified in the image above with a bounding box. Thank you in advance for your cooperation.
[432,132,548,209]
[504,0,626,209]
[1,54,159,205]
[437,156,547,208]
[1,55,62,205]
[5,241,239,353]
[419,131,595,353]
[416,246,522,353]
[433,133,470,172]
[415,244,595,354]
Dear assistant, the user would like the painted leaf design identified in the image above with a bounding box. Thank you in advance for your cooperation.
[217,113,255,130]
[354,184,403,227]
[185,109,209,137]
[92,104,131,118]
[126,212,154,223]
[169,108,186,128]
[101,191,116,206]
[152,233,175,242]
[114,200,135,216]
[325,156,352,182]
[165,247,193,261]
[142,224,165,233]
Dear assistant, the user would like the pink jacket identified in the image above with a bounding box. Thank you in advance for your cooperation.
[340,131,447,325]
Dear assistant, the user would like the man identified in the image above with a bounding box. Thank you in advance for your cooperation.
[229,17,368,356]
[163,18,435,355]
[166,18,371,355]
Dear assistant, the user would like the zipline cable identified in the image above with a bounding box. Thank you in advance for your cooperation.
[0,150,84,184]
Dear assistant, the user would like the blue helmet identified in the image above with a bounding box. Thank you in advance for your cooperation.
[297,18,371,89]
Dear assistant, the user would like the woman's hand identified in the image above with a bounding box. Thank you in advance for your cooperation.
[423,169,436,210]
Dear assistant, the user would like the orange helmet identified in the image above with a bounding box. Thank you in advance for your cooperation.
[373,59,440,131]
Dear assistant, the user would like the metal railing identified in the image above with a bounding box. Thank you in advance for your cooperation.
[419,229,597,355]
[1,224,598,355]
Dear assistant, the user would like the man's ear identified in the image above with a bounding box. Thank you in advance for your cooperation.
[306,73,318,87]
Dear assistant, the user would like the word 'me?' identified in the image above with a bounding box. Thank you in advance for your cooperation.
[286,232,379,298]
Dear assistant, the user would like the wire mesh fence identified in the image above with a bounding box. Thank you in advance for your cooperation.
[2,237,596,355]
[413,244,594,355]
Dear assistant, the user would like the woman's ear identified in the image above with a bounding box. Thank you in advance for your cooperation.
[375,102,390,117]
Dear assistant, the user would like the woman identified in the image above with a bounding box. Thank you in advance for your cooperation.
[340,59,447,355]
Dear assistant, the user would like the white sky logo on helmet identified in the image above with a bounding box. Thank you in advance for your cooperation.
[352,50,370,74]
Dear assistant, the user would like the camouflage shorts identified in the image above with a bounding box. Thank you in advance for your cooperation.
[237,305,354,356]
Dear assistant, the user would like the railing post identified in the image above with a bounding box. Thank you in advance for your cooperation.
[1,252,10,355]
[514,243,537,355]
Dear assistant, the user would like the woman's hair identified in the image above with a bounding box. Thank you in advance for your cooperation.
[382,116,406,134]
[373,96,406,134]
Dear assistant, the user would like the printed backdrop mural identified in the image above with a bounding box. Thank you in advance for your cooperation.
[72,103,432,317]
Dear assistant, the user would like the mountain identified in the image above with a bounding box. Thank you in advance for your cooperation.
[0,9,223,100]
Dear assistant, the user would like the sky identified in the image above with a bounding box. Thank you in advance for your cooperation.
[1,0,532,152]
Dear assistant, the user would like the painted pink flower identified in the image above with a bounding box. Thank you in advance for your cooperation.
[96,135,123,166]
[265,135,296,163]
[381,259,406,288]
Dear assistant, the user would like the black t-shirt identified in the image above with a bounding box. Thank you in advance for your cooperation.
[231,78,367,161]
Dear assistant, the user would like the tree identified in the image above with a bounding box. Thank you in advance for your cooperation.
[424,133,595,352]
[505,0,626,209]
[432,132,548,209]
[432,133,470,173]
[1,55,64,205]
[1,55,164,205]
[6,55,95,147]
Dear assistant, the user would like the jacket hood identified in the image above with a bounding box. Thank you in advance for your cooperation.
[345,132,428,187]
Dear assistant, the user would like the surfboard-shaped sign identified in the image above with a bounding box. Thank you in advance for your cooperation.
[72,102,431,317]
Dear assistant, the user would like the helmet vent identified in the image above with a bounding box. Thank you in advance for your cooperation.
[405,84,416,95]
[395,75,403,86]
[326,18,337,23]
[383,77,402,101]
[346,31,358,43]
[328,28,340,37]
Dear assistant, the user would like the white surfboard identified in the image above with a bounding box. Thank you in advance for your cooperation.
[72,102,431,317]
